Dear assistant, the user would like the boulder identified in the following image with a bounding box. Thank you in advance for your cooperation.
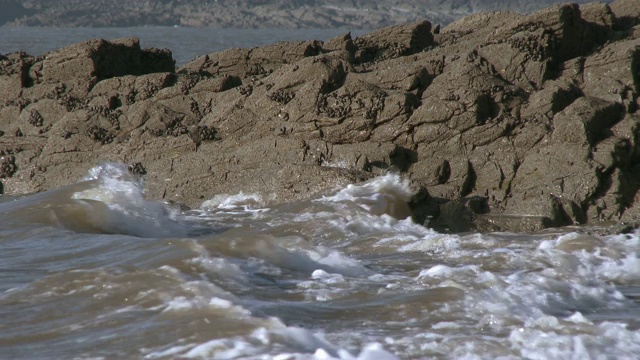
[611,0,640,31]
[551,96,625,146]
[506,142,598,227]
[179,40,322,78]
[353,20,434,64]
[582,38,640,110]
[35,38,174,92]
[0,52,32,103]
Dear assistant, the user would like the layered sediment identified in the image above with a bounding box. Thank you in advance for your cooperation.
[2,0,640,232]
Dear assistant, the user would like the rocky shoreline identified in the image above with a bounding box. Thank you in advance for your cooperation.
[1,0,640,233]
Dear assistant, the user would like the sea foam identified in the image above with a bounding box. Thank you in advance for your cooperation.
[70,163,204,237]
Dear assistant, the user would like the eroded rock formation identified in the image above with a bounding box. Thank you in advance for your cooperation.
[2,0,640,232]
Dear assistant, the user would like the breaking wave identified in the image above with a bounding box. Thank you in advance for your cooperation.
[2,163,640,359]
[0,163,213,237]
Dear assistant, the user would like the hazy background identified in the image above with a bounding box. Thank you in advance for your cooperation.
[0,0,615,65]
[1,0,612,29]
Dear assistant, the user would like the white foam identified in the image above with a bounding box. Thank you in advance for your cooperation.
[161,293,249,315]
[318,174,415,219]
[70,163,194,237]
[343,343,400,360]
[163,296,198,312]
[201,192,265,210]
[533,232,640,296]
[431,321,461,330]
[144,344,193,359]
[311,269,346,284]
[182,338,258,358]
[395,233,461,253]
[187,241,252,288]
[566,312,591,324]
[508,320,640,360]
[606,233,640,250]
[74,163,147,207]
[596,252,640,284]
[168,324,399,360]
[307,249,369,276]
[418,264,457,278]
[227,234,373,278]
[297,269,350,301]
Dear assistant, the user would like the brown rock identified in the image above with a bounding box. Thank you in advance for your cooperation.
[551,97,625,146]
[36,38,174,96]
[179,40,321,79]
[3,3,640,233]
[595,166,640,221]
[0,52,33,103]
[323,32,357,60]
[520,79,581,123]
[88,72,176,106]
[515,4,608,63]
[578,2,615,43]
[353,20,433,64]
[506,142,598,226]
[189,75,242,94]
[582,38,640,109]
[611,0,640,30]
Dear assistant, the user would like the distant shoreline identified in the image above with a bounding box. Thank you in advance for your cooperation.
[0,27,370,66]
[2,0,611,29]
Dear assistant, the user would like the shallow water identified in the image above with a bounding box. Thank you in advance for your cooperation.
[1,163,639,359]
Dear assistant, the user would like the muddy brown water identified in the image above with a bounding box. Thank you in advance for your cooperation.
[1,163,639,359]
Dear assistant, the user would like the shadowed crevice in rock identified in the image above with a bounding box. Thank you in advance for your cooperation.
[2,0,640,233]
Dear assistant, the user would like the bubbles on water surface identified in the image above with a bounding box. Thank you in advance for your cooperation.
[3,165,640,359]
